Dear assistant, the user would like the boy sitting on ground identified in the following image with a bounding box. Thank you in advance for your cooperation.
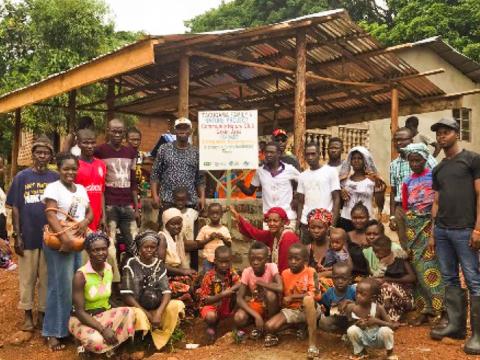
[234,242,282,345]
[318,262,356,333]
[264,243,322,358]
[197,246,240,343]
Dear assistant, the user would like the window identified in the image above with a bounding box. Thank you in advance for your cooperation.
[452,108,471,142]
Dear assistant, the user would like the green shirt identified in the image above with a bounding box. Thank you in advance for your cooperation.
[79,261,113,311]
[363,243,406,276]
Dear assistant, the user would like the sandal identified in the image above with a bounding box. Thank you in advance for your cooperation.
[264,333,279,347]
[250,328,263,340]
[386,355,398,360]
[307,345,320,359]
[232,329,247,344]
[296,328,307,340]
[46,337,66,352]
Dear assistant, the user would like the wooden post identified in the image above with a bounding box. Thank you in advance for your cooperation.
[106,79,115,122]
[178,54,190,118]
[11,108,21,178]
[390,87,399,160]
[67,90,76,133]
[294,29,307,166]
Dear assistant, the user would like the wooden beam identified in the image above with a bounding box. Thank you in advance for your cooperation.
[390,88,399,160]
[0,38,160,114]
[178,54,190,118]
[294,29,307,166]
[187,50,386,87]
[106,79,115,122]
[67,90,76,132]
[11,109,21,178]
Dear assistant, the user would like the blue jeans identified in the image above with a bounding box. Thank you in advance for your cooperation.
[434,227,480,296]
[42,245,80,338]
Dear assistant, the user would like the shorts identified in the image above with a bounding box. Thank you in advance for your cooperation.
[281,305,322,324]
[248,299,265,317]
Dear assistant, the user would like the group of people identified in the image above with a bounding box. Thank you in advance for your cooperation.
[2,113,479,359]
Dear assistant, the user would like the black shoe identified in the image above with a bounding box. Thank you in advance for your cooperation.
[430,286,466,340]
[464,295,480,355]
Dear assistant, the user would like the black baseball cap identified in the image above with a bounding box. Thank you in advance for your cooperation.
[431,118,459,132]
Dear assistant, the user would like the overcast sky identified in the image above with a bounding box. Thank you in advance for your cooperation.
[104,0,226,35]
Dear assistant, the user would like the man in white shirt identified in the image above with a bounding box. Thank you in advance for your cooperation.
[237,142,299,222]
[297,143,341,244]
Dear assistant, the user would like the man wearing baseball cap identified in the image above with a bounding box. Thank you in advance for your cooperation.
[429,118,480,354]
[6,136,59,332]
[272,128,301,171]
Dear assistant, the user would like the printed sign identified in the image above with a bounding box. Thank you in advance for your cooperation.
[199,110,259,170]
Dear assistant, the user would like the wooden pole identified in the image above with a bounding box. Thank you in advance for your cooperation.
[106,79,115,122]
[11,108,21,178]
[390,87,399,160]
[178,54,190,118]
[67,90,76,133]
[294,29,307,167]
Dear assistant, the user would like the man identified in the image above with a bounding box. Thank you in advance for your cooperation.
[326,137,344,173]
[237,142,300,223]
[272,128,301,171]
[297,143,340,243]
[94,118,139,282]
[389,127,436,249]
[405,116,441,157]
[126,127,151,199]
[61,115,95,156]
[151,117,206,212]
[75,128,106,232]
[429,118,480,355]
[6,136,58,331]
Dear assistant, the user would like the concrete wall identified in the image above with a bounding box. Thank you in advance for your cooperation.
[368,47,480,182]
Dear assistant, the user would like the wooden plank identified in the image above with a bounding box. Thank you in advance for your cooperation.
[0,38,160,114]
[11,109,21,178]
[390,88,399,160]
[67,90,76,132]
[294,29,307,166]
[178,54,190,118]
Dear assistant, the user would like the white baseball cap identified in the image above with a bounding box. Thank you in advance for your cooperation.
[174,117,192,128]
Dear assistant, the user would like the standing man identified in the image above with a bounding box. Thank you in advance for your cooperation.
[405,116,441,157]
[94,118,139,282]
[272,128,301,171]
[237,142,300,223]
[389,127,436,249]
[6,136,58,331]
[297,143,340,243]
[326,137,344,173]
[429,118,480,355]
[151,118,206,213]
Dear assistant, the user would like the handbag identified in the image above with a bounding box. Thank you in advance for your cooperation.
[43,207,88,252]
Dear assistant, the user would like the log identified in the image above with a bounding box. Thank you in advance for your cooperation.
[178,54,190,118]
[11,109,21,178]
[390,87,399,160]
[294,29,307,166]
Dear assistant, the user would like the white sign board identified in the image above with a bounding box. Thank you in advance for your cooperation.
[199,110,259,170]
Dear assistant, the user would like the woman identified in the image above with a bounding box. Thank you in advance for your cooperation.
[346,203,370,277]
[338,146,385,232]
[42,152,93,351]
[69,232,135,356]
[401,143,445,325]
[121,231,185,350]
[229,205,299,273]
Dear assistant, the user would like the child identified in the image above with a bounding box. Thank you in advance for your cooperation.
[363,220,406,276]
[372,235,415,322]
[318,262,356,333]
[344,278,399,360]
[197,203,231,272]
[323,228,350,270]
[198,246,240,343]
[347,203,370,277]
[174,188,199,267]
[234,242,282,345]
[264,244,321,357]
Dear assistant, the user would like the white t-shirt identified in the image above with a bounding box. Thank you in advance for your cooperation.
[180,208,198,241]
[297,166,340,224]
[251,162,300,219]
[43,180,90,222]
[340,177,375,220]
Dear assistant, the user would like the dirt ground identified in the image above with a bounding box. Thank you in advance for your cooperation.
[0,269,474,360]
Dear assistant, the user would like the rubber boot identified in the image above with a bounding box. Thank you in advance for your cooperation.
[430,286,467,340]
[464,295,480,355]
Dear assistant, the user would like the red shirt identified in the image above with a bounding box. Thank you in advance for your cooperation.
[75,158,106,231]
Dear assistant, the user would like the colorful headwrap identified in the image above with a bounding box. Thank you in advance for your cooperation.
[307,208,333,226]
[264,207,289,224]
[272,128,288,138]
[135,230,160,248]
[162,207,183,229]
[401,143,430,161]
[339,146,379,179]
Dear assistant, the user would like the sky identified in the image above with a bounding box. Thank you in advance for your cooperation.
[104,0,226,35]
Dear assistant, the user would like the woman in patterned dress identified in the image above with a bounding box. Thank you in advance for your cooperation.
[401,143,445,325]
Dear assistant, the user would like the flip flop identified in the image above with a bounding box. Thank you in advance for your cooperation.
[307,345,320,359]
[46,337,66,352]
[264,333,279,347]
[250,328,263,340]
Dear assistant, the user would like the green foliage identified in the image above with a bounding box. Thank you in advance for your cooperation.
[167,327,185,352]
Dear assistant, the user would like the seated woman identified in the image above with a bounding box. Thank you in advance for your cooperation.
[346,203,370,277]
[121,231,185,351]
[230,205,299,273]
[69,232,135,357]
[371,235,416,322]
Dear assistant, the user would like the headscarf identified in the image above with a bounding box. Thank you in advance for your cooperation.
[84,231,110,252]
[339,146,378,179]
[307,208,333,226]
[162,208,183,229]
[264,207,289,224]
[135,230,160,249]
[160,207,188,268]
[401,143,430,161]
